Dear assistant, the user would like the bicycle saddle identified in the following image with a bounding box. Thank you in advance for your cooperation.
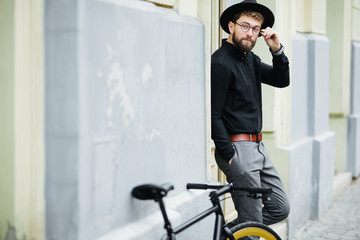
[132,183,174,200]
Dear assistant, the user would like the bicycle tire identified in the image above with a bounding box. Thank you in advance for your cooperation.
[228,222,281,240]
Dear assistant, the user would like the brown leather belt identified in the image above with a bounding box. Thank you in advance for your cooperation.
[230,133,262,143]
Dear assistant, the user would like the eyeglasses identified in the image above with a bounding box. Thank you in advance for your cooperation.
[233,22,261,35]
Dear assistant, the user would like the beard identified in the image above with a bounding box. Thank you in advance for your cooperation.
[232,34,256,53]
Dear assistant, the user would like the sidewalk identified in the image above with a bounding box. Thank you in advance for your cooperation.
[291,177,360,240]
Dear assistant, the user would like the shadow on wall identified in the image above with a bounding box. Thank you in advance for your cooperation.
[1,222,28,240]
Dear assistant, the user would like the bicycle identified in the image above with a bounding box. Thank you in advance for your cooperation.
[131,182,282,240]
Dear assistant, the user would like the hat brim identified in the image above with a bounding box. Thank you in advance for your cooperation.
[220,2,274,37]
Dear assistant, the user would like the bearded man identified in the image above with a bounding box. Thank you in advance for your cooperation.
[211,0,291,235]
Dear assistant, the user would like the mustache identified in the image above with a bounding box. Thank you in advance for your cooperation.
[241,37,254,43]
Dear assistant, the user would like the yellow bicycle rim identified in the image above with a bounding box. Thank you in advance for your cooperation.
[228,227,277,240]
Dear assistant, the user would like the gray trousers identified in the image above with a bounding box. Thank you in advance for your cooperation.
[215,141,290,226]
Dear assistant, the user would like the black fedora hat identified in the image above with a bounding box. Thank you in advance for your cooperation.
[220,0,274,35]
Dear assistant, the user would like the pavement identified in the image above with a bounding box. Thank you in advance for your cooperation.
[291,177,360,240]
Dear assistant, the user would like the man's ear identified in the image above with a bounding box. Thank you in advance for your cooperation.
[228,21,235,34]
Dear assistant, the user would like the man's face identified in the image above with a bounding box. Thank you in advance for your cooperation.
[229,15,262,53]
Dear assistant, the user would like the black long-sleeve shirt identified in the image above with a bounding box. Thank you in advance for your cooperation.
[211,39,290,161]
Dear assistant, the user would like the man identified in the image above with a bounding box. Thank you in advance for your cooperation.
[211,0,290,232]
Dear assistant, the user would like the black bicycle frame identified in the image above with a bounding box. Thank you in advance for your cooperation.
[158,185,235,240]
[133,183,272,240]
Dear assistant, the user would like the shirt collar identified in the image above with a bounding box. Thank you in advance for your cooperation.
[222,39,246,61]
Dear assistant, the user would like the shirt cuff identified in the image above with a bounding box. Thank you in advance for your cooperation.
[270,43,284,56]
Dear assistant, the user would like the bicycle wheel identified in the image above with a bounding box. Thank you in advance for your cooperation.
[228,222,281,240]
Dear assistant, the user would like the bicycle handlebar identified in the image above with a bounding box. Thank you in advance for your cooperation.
[244,187,272,195]
[186,183,272,195]
[186,183,220,190]
[215,184,232,197]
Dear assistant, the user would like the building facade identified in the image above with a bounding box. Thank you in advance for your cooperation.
[1,0,360,239]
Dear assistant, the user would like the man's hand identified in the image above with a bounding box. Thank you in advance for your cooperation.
[261,27,281,52]
[229,159,233,165]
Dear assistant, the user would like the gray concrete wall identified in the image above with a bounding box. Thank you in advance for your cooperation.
[45,0,209,239]
[286,33,335,238]
[286,138,313,238]
[306,34,335,219]
[347,41,360,177]
[286,35,313,236]
[45,0,79,238]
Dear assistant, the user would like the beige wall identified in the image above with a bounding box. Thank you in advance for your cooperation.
[296,0,327,34]
[0,0,45,239]
[353,0,360,41]
[327,0,352,115]
[14,1,45,239]
[0,0,15,237]
[327,0,352,173]
[145,0,198,16]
